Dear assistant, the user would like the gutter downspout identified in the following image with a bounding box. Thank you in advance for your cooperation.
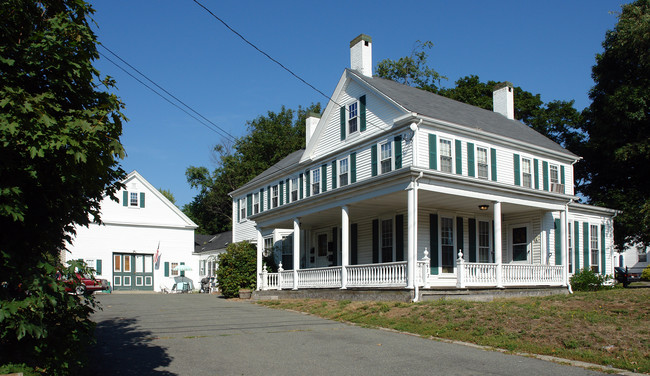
[412,171,424,302]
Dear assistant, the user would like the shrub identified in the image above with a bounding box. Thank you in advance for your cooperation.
[641,265,650,281]
[216,241,257,298]
[570,268,609,291]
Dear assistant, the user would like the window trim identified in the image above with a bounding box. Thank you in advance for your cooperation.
[291,177,298,202]
[380,141,393,174]
[239,197,246,221]
[129,191,139,207]
[311,168,320,195]
[253,192,259,215]
[347,101,359,135]
[271,185,279,208]
[439,138,453,174]
[590,224,599,272]
[521,157,532,188]
[550,164,559,184]
[476,146,489,180]
[339,157,349,187]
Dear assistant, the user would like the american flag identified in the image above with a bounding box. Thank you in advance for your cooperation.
[154,241,160,269]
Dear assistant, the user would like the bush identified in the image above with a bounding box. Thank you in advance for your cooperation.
[570,268,609,291]
[641,265,650,281]
[216,241,257,298]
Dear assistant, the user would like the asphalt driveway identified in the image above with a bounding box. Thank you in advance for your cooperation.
[88,293,613,376]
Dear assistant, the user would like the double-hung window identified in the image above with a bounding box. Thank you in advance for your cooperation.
[348,102,358,134]
[239,198,246,220]
[381,218,393,262]
[253,192,259,215]
[312,168,320,195]
[339,158,349,187]
[550,165,559,185]
[271,185,279,208]
[291,177,298,202]
[568,222,573,273]
[477,147,488,179]
[380,142,392,174]
[441,217,454,273]
[522,158,532,188]
[590,224,599,272]
[478,221,491,263]
[130,192,139,207]
[440,139,452,173]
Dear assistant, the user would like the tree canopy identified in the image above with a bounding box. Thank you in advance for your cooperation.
[581,0,650,248]
[184,103,320,234]
[0,0,125,373]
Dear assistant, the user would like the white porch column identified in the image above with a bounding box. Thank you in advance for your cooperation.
[561,208,568,286]
[256,226,263,291]
[494,201,503,288]
[341,206,350,289]
[407,184,416,289]
[293,218,300,290]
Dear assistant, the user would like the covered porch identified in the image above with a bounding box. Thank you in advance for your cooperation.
[252,169,571,294]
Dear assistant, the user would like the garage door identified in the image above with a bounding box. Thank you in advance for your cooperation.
[113,253,154,291]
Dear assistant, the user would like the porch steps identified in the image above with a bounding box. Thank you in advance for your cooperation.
[252,286,569,303]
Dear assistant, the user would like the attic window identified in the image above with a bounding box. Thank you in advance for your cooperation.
[130,192,138,207]
[348,102,358,134]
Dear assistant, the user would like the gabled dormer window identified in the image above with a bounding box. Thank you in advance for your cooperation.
[340,95,366,141]
[123,191,145,208]
[130,192,139,207]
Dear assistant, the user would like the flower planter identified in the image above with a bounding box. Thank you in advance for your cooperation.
[238,289,252,299]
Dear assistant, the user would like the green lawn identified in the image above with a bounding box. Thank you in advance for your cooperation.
[258,288,649,374]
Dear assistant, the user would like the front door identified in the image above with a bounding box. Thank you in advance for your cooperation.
[113,253,154,291]
[314,233,329,267]
[510,225,530,263]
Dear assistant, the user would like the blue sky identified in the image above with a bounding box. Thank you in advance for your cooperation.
[91,0,627,208]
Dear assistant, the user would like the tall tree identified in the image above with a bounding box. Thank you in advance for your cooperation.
[185,103,320,234]
[582,0,650,248]
[0,0,125,373]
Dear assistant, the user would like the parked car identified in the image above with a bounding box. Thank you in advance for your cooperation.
[60,273,109,295]
[614,267,640,287]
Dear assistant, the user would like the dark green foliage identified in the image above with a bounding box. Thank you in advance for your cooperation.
[641,265,650,281]
[581,0,650,248]
[0,0,125,374]
[216,241,257,298]
[570,268,609,291]
[184,103,321,234]
[375,40,446,92]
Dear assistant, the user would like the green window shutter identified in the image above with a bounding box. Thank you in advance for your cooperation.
[299,174,304,199]
[340,106,346,141]
[260,189,264,212]
[395,214,404,262]
[490,148,497,181]
[331,161,337,189]
[430,214,439,275]
[279,181,284,205]
[247,194,252,216]
[267,186,271,208]
[164,262,169,277]
[306,171,311,198]
[371,145,378,177]
[574,221,580,271]
[140,192,145,208]
[600,225,606,274]
[468,218,476,262]
[360,95,367,132]
[455,140,462,175]
[467,142,475,177]
[332,227,338,266]
[394,135,403,169]
[561,165,566,193]
[555,219,562,265]
[351,223,358,265]
[456,217,464,252]
[534,159,540,189]
[351,152,357,183]
[237,199,240,221]
[96,259,102,275]
[321,164,327,192]
[372,219,379,263]
[429,134,437,170]
[514,154,521,186]
[123,191,128,206]
[543,161,549,191]
[286,179,290,203]
[583,222,589,270]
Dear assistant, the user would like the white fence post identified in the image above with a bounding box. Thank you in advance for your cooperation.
[261,265,268,291]
[423,248,431,288]
[277,263,283,291]
[456,250,465,288]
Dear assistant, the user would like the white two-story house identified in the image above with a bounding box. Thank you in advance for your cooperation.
[231,35,617,294]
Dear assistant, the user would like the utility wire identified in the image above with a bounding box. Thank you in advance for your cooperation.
[99,44,237,142]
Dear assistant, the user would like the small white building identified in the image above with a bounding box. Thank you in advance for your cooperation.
[65,171,198,292]
[616,244,649,274]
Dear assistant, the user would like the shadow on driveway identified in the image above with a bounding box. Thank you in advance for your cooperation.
[86,317,175,376]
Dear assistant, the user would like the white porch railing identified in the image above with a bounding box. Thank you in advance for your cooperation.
[297,266,342,288]
[347,262,407,287]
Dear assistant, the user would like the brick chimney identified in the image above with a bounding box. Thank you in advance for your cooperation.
[305,112,321,146]
[350,34,372,77]
[493,82,514,120]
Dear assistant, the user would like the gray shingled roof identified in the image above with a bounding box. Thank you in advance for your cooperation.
[351,69,576,157]
[194,231,231,254]
[234,149,304,193]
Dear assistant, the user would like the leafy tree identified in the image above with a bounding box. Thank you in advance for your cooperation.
[0,0,125,373]
[158,188,176,205]
[581,0,650,249]
[216,241,257,298]
[375,40,446,92]
[185,103,321,234]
